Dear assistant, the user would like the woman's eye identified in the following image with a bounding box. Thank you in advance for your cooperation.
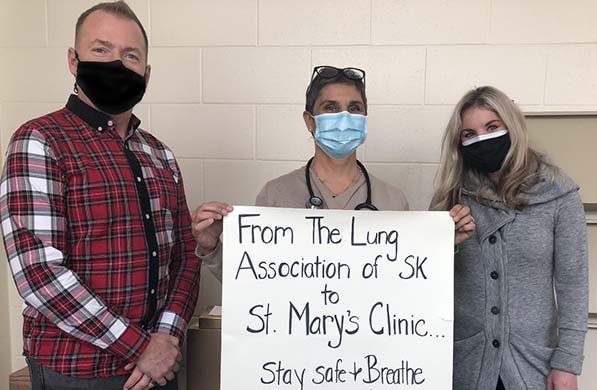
[349,105,364,113]
[461,131,475,139]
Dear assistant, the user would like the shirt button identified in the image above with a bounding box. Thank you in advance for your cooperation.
[145,214,151,220]
[491,306,500,315]
[108,120,113,126]
[152,251,157,257]
[97,126,103,131]
[150,289,155,294]
[136,176,142,182]
[490,271,499,280]
[489,235,497,244]
[492,339,500,348]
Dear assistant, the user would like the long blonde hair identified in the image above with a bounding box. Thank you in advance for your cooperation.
[432,86,548,211]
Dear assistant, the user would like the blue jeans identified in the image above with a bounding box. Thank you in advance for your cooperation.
[27,358,178,390]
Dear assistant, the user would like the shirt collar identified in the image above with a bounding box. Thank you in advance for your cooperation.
[65,94,141,137]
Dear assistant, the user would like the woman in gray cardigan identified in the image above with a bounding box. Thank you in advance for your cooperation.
[432,86,588,390]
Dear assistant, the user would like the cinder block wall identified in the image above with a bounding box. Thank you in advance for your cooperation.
[1,0,596,385]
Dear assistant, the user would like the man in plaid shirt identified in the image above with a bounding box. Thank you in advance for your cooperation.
[0,2,199,389]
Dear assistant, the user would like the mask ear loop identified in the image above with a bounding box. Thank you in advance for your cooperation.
[73,51,80,94]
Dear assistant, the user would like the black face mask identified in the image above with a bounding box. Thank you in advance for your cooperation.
[460,131,511,173]
[75,53,146,115]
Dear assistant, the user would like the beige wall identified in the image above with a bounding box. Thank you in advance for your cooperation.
[1,0,597,385]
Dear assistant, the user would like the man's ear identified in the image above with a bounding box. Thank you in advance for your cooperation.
[67,47,78,78]
[303,111,315,135]
[144,64,151,86]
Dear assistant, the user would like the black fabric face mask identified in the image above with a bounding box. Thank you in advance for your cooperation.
[460,131,511,173]
[75,53,146,115]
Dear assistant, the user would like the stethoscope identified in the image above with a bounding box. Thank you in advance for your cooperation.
[305,157,378,210]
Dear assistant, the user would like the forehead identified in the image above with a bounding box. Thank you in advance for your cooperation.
[77,10,145,51]
[461,106,500,126]
[315,83,363,103]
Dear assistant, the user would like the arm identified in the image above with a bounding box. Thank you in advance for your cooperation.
[0,127,149,361]
[196,241,223,282]
[550,190,588,375]
[191,201,233,283]
[153,160,201,341]
[191,183,271,283]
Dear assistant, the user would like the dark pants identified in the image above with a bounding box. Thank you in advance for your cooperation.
[496,376,506,390]
[27,358,177,390]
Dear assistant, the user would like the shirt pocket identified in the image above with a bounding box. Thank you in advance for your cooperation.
[142,162,178,251]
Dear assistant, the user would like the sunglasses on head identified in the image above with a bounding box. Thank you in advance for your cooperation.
[312,65,365,81]
[307,65,366,93]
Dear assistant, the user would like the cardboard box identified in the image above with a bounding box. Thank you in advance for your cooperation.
[186,309,221,390]
[9,367,31,390]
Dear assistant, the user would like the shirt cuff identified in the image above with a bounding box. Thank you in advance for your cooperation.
[106,322,151,362]
[550,328,587,375]
[550,347,584,375]
[154,310,187,343]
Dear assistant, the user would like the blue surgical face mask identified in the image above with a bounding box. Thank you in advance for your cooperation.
[312,111,368,160]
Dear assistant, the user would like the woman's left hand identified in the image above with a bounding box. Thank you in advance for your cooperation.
[449,204,476,245]
[547,369,578,390]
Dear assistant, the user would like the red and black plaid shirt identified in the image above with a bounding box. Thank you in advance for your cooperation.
[0,95,200,378]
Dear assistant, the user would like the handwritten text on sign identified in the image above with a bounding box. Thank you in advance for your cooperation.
[221,207,454,390]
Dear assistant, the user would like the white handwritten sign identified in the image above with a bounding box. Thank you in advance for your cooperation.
[221,206,454,390]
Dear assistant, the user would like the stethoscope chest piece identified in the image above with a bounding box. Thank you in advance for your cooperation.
[306,196,324,209]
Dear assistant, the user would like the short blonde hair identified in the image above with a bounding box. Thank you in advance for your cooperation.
[75,1,148,53]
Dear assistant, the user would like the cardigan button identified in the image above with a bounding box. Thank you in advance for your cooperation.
[490,271,499,280]
[492,339,500,348]
[489,235,497,244]
[491,306,500,315]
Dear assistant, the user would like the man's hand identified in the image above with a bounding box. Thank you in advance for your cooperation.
[449,204,475,245]
[123,364,155,390]
[191,202,233,255]
[133,333,181,386]
[547,369,577,390]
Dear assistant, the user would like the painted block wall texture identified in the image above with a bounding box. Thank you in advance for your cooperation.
[2,0,597,377]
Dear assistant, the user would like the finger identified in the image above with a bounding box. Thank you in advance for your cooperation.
[455,232,470,245]
[452,206,471,224]
[196,202,233,216]
[193,201,229,212]
[176,349,183,362]
[130,375,151,390]
[164,370,176,382]
[455,216,475,231]
[449,204,463,217]
[192,218,215,234]
[172,362,180,373]
[123,368,145,390]
[124,362,135,371]
[192,210,227,223]
[154,376,167,387]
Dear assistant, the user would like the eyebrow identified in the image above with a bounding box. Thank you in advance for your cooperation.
[91,39,113,48]
[317,99,364,107]
[462,119,501,132]
[90,39,143,56]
